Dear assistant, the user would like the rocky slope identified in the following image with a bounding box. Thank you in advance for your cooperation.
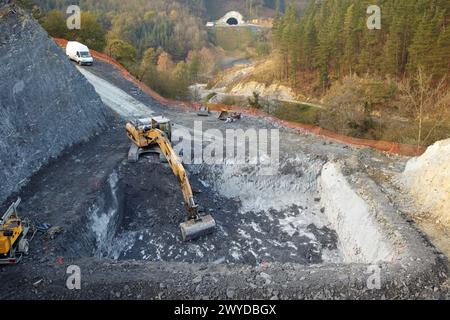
[0,0,112,204]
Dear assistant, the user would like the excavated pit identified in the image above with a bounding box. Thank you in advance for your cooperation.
[85,154,342,265]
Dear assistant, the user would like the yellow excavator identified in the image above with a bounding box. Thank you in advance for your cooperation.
[125,117,216,241]
[0,198,34,265]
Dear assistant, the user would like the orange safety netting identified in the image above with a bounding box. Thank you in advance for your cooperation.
[53,38,196,111]
[53,38,425,157]
[208,103,426,156]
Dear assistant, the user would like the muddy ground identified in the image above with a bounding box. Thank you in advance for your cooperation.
[1,60,448,299]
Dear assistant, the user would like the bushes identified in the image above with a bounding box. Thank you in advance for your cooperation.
[138,52,201,100]
[105,38,136,69]
[274,102,320,125]
[248,91,263,109]
[40,10,106,51]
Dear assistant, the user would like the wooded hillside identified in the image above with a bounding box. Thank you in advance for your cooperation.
[273,0,450,89]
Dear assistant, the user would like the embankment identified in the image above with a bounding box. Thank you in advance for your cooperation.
[0,1,112,203]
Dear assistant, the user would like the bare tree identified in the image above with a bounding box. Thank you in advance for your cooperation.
[399,67,450,149]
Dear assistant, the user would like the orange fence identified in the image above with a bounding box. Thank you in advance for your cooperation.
[53,38,196,111]
[53,38,425,157]
[208,103,426,156]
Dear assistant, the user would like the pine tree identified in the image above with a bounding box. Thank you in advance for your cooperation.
[433,24,450,78]
[270,0,449,88]
[382,32,402,77]
[342,3,357,75]
[408,13,439,75]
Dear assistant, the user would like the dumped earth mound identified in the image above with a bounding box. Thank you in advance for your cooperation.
[87,154,341,265]
[402,139,450,227]
[0,1,112,204]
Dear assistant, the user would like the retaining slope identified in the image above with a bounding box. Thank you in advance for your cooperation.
[0,2,112,204]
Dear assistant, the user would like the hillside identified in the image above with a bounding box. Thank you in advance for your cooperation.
[25,0,449,147]
[203,0,449,147]
[0,0,112,203]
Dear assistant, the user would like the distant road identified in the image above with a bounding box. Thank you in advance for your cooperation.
[221,58,252,69]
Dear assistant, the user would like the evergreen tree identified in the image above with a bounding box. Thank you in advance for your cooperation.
[271,0,449,84]
[408,12,440,75]
[433,25,450,78]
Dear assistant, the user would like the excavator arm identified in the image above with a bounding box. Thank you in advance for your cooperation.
[125,119,216,241]
[144,129,199,220]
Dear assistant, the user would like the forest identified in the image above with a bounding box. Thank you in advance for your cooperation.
[272,0,450,88]
[268,0,449,146]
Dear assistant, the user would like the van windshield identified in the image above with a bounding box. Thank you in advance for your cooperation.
[79,52,91,58]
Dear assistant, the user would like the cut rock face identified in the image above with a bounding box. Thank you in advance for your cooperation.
[0,2,112,204]
[320,162,395,263]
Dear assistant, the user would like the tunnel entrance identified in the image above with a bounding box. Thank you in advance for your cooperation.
[226,17,239,26]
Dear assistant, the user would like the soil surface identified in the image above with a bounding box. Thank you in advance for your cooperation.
[1,59,448,300]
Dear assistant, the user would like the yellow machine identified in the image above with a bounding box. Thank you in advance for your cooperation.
[125,117,216,241]
[218,109,230,121]
[0,198,33,265]
[218,109,241,121]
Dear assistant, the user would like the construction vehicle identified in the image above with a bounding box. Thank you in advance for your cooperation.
[0,198,34,265]
[125,117,216,241]
[218,109,241,122]
[197,104,210,117]
[126,117,173,163]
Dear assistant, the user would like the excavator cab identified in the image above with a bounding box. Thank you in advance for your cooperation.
[152,117,172,141]
[126,116,172,162]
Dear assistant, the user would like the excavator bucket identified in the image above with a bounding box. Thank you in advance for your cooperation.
[180,214,216,241]
[197,109,209,117]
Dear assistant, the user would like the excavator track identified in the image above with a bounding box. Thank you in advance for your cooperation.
[128,143,140,163]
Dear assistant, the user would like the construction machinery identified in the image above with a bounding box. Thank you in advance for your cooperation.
[125,117,216,241]
[218,109,242,122]
[197,105,210,117]
[0,198,34,265]
[126,117,172,163]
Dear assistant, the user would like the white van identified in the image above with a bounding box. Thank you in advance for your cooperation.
[66,41,94,66]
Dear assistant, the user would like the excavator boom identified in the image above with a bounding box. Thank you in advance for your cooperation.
[143,129,198,219]
[125,118,216,241]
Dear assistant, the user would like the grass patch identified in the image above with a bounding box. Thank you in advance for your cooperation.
[273,102,321,126]
[273,101,450,146]
[378,119,450,146]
